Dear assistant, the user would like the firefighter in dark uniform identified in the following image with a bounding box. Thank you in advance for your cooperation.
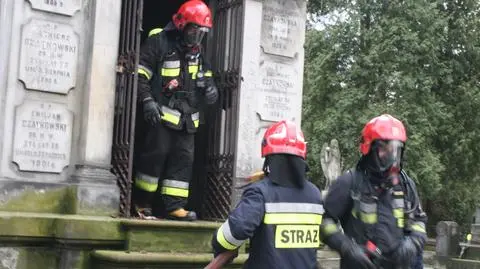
[320,114,428,269]
[133,0,218,221]
[211,120,324,269]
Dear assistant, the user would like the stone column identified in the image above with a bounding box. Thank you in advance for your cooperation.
[232,0,307,207]
[435,221,460,268]
[70,0,122,216]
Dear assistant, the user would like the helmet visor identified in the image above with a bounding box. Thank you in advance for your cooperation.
[373,140,404,171]
[183,24,209,47]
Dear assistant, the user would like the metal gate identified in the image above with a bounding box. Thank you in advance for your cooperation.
[200,0,244,220]
[111,0,143,217]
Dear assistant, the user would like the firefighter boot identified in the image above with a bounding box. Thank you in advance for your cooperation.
[167,208,197,221]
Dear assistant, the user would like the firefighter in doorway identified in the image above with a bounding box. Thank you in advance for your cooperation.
[133,0,218,221]
[320,114,427,269]
[211,120,324,269]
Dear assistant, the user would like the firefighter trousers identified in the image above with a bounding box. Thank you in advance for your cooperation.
[133,121,194,214]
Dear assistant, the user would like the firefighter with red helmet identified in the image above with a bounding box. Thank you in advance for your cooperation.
[133,0,218,221]
[211,120,324,269]
[320,114,427,269]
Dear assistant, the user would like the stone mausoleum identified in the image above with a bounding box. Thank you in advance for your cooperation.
[0,0,307,267]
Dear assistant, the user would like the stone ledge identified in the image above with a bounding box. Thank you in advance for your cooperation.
[122,219,222,230]
[91,250,248,264]
[0,211,125,246]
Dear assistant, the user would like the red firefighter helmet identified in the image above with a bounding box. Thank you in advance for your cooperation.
[173,0,213,30]
[360,114,407,155]
[261,120,307,159]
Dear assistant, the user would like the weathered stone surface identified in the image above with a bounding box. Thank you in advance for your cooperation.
[12,101,73,173]
[19,19,78,94]
[70,166,119,216]
[256,60,300,122]
[91,251,247,269]
[26,0,82,16]
[261,0,306,57]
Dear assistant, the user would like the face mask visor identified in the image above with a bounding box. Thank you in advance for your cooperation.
[183,24,209,47]
[372,140,404,172]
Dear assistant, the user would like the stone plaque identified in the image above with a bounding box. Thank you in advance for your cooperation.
[19,19,78,94]
[257,61,299,122]
[261,0,306,58]
[27,0,82,16]
[12,101,73,173]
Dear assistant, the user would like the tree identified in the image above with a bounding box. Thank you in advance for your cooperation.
[303,0,480,232]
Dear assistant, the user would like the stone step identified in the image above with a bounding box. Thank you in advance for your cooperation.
[447,258,480,269]
[122,219,224,253]
[91,250,248,269]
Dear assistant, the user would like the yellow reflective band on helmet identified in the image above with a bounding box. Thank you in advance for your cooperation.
[148,28,163,37]
[360,212,377,224]
[161,68,180,77]
[204,70,213,77]
[264,213,322,225]
[275,225,320,248]
[161,187,189,198]
[135,180,158,192]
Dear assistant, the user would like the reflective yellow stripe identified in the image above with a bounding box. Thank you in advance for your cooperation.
[275,225,320,248]
[193,119,199,128]
[204,70,213,77]
[188,65,198,73]
[467,234,472,241]
[161,113,180,125]
[264,213,322,225]
[411,223,426,233]
[135,180,158,192]
[216,228,238,250]
[322,223,339,236]
[138,68,152,80]
[360,212,377,224]
[161,187,189,198]
[161,68,180,77]
[397,218,405,228]
[393,208,403,218]
[148,28,163,37]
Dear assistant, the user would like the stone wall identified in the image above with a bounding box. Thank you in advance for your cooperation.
[232,0,307,206]
[0,0,121,216]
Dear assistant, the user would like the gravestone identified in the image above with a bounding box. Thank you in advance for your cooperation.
[261,0,305,58]
[18,19,79,94]
[26,0,82,16]
[12,100,73,173]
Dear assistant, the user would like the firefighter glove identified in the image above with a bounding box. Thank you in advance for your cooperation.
[205,85,218,104]
[143,97,163,126]
[392,236,420,267]
[340,240,376,269]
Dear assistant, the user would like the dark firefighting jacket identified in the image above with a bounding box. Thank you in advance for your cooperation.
[136,22,216,133]
[212,177,324,269]
[320,168,427,269]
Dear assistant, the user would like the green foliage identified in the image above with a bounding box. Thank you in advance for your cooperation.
[304,0,480,231]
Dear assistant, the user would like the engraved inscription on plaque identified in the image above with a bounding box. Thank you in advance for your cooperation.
[261,0,306,57]
[27,0,82,16]
[257,61,299,122]
[12,101,73,173]
[19,19,79,94]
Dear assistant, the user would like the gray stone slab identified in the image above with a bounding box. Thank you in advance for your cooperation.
[12,100,73,173]
[26,0,82,16]
[256,60,300,122]
[19,19,79,94]
[261,0,306,58]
